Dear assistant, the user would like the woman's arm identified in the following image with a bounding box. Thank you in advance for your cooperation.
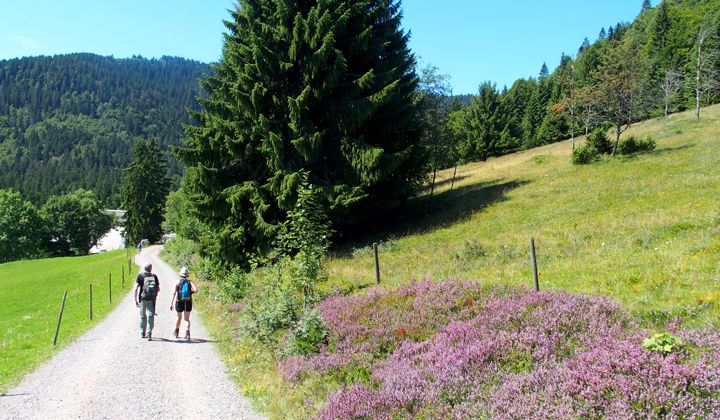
[169,282,178,310]
[190,281,199,294]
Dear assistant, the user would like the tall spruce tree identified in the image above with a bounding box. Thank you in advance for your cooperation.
[177,0,424,268]
[459,82,502,161]
[120,138,169,244]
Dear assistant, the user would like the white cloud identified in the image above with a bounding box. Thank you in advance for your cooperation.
[10,34,41,50]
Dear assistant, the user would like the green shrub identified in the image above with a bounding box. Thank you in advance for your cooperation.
[572,145,600,165]
[532,155,546,164]
[240,173,331,352]
[285,309,328,356]
[454,239,487,262]
[217,266,251,303]
[163,236,199,269]
[619,135,656,155]
[586,128,613,155]
[242,261,301,349]
[642,332,683,354]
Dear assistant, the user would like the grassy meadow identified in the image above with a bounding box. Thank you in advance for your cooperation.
[0,249,132,393]
[326,105,720,328]
[193,105,720,418]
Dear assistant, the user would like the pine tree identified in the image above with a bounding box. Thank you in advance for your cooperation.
[120,138,169,245]
[641,0,652,13]
[177,0,424,268]
[459,82,503,161]
[578,37,590,54]
[539,62,549,79]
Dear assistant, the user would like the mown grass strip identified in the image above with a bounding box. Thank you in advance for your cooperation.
[0,249,132,393]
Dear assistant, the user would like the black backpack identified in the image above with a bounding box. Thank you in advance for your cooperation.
[141,274,158,300]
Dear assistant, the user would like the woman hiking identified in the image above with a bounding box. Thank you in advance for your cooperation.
[169,266,198,340]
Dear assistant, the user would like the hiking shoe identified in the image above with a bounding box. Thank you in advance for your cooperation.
[141,331,146,338]
[147,331,152,341]
[185,330,190,340]
[173,328,179,338]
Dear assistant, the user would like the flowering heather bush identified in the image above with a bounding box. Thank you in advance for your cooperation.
[283,280,500,380]
[280,279,720,418]
[489,333,720,419]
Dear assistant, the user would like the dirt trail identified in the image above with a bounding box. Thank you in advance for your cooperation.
[0,246,264,420]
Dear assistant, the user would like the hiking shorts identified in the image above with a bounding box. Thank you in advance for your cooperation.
[175,300,192,312]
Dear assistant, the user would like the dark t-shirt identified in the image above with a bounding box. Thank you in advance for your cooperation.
[136,272,159,300]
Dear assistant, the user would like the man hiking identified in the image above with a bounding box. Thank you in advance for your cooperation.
[135,262,160,341]
[169,266,198,341]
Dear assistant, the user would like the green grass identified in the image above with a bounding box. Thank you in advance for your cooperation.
[326,105,720,328]
[196,105,720,418]
[0,249,132,393]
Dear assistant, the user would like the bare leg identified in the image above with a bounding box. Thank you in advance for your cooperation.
[183,311,191,333]
[175,311,182,330]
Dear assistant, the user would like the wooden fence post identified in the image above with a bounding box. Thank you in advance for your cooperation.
[109,273,112,303]
[373,243,380,284]
[450,165,458,190]
[53,291,68,346]
[89,284,93,320]
[530,238,539,292]
[122,266,125,289]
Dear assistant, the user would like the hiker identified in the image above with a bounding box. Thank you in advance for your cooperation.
[169,266,198,340]
[137,241,142,254]
[135,262,160,340]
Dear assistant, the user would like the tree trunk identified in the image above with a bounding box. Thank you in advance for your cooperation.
[450,165,457,190]
[429,167,437,197]
[696,70,701,119]
[612,124,621,156]
[570,107,575,149]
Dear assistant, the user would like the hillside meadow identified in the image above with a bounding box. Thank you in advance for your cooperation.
[0,250,131,393]
[326,105,720,329]
[194,104,720,418]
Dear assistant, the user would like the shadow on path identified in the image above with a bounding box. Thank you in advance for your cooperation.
[149,337,218,344]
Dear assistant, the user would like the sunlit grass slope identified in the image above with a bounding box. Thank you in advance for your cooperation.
[0,250,131,393]
[326,105,720,328]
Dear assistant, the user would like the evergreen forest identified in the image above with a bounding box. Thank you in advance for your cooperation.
[0,53,208,206]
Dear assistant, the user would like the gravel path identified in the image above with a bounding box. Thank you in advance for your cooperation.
[0,246,264,420]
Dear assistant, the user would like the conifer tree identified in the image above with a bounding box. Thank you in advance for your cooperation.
[539,63,549,79]
[578,37,590,54]
[120,138,169,244]
[177,0,424,267]
[459,82,502,161]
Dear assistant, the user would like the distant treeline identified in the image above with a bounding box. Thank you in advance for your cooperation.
[441,0,720,163]
[0,53,209,206]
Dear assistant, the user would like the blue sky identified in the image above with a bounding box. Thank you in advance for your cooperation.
[1,1,654,94]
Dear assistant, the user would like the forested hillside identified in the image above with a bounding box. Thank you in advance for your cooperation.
[445,0,720,163]
[0,54,208,206]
